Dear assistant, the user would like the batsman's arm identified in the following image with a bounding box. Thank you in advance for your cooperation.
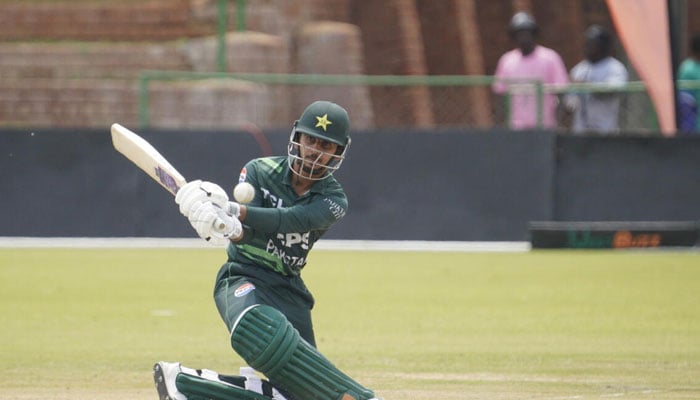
[237,192,346,235]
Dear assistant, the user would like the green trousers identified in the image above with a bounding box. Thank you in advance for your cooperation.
[213,262,316,346]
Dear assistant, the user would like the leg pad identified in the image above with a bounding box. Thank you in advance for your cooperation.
[231,305,375,400]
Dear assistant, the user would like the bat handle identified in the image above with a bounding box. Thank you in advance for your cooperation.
[215,218,227,231]
[214,207,236,233]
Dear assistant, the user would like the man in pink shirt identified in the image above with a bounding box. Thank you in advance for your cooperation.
[493,12,569,130]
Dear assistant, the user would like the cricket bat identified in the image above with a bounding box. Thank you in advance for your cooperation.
[110,123,228,231]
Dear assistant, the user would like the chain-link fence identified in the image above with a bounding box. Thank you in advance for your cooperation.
[138,71,700,134]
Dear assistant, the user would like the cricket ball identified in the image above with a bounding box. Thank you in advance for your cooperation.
[233,182,255,203]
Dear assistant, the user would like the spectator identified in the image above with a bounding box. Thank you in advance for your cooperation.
[677,33,700,133]
[493,11,569,130]
[678,90,698,134]
[567,24,629,134]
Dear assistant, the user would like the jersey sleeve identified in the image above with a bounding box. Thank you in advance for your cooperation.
[244,191,347,234]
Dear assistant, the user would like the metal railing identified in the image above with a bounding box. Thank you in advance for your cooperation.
[137,71,495,129]
[136,70,700,133]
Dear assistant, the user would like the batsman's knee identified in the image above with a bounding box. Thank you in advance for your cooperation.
[231,304,376,400]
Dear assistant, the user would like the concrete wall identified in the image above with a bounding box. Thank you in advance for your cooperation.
[1,128,698,241]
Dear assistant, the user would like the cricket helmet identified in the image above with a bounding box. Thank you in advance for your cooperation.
[294,100,350,146]
[288,101,351,180]
[508,11,538,36]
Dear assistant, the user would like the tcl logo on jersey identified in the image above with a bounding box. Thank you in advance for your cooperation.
[260,187,284,208]
[277,232,310,250]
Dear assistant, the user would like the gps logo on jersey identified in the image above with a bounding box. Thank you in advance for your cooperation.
[277,232,310,250]
[234,282,256,298]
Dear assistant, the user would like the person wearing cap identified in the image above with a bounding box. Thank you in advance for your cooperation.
[151,101,382,400]
[566,24,629,134]
[493,11,569,130]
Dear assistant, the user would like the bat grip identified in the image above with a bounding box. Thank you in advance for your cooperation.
[215,217,228,231]
[214,207,235,233]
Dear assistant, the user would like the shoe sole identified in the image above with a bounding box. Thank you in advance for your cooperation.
[153,363,174,400]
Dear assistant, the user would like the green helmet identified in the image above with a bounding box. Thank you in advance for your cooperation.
[294,100,351,146]
[288,101,351,180]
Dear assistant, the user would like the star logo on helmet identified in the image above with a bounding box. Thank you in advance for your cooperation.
[315,114,333,132]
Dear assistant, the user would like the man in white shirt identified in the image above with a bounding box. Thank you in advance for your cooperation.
[568,25,629,134]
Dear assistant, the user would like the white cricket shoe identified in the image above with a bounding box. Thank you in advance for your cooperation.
[153,361,187,400]
[271,387,288,400]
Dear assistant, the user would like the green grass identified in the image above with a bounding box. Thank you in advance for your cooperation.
[1,248,699,399]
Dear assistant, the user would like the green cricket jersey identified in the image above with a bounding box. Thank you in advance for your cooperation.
[225,156,348,277]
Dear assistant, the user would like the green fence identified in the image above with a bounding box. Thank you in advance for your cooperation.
[137,70,700,133]
[215,0,247,72]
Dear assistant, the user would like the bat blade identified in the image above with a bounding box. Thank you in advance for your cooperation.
[110,123,229,232]
[110,123,186,196]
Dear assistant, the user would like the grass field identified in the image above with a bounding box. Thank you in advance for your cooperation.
[1,247,699,400]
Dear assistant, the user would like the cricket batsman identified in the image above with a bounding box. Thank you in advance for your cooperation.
[153,101,381,400]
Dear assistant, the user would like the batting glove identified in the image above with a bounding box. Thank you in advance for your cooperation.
[176,180,229,217]
[188,201,242,246]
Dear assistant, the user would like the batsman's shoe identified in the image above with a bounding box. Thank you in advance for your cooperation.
[153,361,187,400]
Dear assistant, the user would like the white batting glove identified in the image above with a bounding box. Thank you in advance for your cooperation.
[175,180,229,217]
[188,201,243,246]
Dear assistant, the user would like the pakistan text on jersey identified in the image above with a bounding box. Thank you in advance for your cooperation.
[266,239,307,272]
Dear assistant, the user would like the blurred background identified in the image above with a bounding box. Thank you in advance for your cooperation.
[0,0,697,131]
